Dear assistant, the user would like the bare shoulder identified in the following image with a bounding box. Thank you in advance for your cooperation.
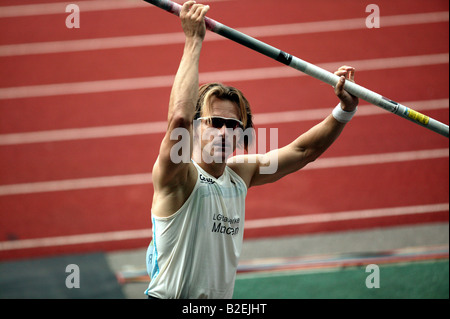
[151,161,198,218]
[227,150,282,188]
[226,155,260,189]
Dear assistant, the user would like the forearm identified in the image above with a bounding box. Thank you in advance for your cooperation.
[250,66,358,187]
[168,37,203,123]
[293,113,346,163]
[295,69,359,163]
[167,1,210,124]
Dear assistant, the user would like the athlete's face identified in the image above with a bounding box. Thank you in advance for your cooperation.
[198,96,242,162]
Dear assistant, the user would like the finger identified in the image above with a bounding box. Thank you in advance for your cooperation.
[334,68,355,83]
[335,76,345,96]
[335,76,355,106]
[334,70,347,76]
[348,67,355,82]
[190,3,206,19]
[192,4,209,21]
[338,65,352,70]
[181,1,196,13]
[198,5,210,20]
[181,1,196,18]
[342,66,355,79]
[334,65,349,75]
[336,65,349,72]
[336,66,353,73]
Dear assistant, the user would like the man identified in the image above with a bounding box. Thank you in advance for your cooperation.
[145,1,359,299]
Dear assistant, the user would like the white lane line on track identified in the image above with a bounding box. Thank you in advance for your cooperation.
[0,148,447,196]
[0,0,148,18]
[0,173,153,196]
[0,203,447,251]
[0,121,169,145]
[0,228,153,251]
[0,11,447,56]
[305,148,449,170]
[244,203,450,230]
[0,98,447,145]
[0,0,229,18]
[0,53,448,100]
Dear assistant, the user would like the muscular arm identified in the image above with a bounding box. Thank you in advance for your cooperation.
[241,66,359,188]
[153,1,210,188]
[151,2,210,217]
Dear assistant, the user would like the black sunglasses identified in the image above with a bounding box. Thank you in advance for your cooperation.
[198,116,244,129]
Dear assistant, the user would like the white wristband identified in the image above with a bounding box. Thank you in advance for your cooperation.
[332,103,357,123]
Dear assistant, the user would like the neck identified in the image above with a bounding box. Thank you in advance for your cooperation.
[192,149,227,178]
[200,162,227,179]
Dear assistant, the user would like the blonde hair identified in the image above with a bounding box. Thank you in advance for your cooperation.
[194,83,254,150]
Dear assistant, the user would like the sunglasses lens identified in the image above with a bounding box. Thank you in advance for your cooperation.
[209,118,241,129]
[227,120,242,129]
[210,118,224,128]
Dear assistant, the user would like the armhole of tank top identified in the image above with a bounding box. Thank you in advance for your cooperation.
[151,163,201,221]
[226,165,248,193]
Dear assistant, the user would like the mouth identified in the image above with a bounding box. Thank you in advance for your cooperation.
[212,141,232,154]
[213,144,228,150]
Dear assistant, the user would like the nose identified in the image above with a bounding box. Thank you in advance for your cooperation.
[217,124,227,136]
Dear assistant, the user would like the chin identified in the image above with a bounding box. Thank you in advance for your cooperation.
[208,146,234,163]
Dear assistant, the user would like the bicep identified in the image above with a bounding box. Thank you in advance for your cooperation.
[248,115,344,187]
[228,145,307,188]
[248,143,309,187]
[153,117,193,188]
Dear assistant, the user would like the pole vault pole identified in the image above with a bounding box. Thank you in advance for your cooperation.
[143,0,449,138]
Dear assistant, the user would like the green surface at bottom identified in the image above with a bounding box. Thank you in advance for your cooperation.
[233,260,449,299]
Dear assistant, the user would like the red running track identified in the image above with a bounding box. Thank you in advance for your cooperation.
[0,0,448,260]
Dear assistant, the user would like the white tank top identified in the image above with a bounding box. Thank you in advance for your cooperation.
[145,160,247,299]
